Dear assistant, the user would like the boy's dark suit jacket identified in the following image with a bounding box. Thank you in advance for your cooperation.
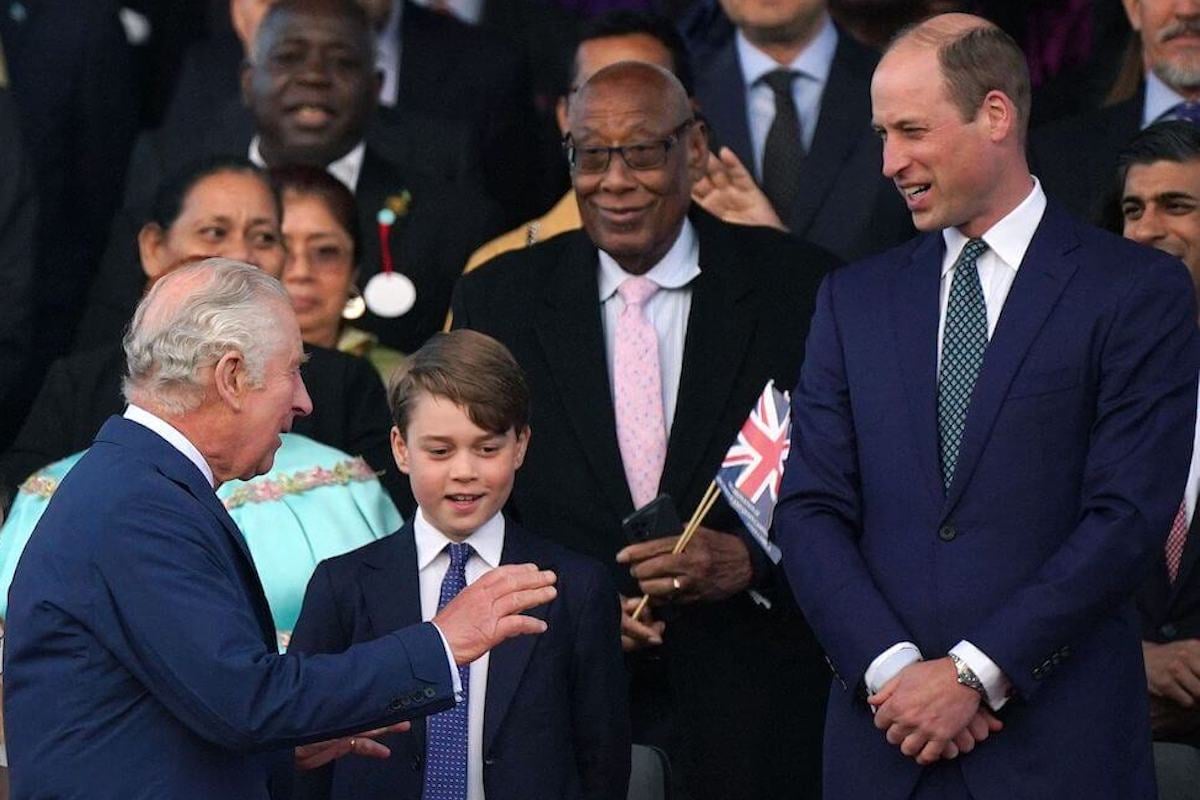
[289,517,631,800]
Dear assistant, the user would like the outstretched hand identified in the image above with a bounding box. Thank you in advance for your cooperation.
[433,563,557,665]
[294,721,411,771]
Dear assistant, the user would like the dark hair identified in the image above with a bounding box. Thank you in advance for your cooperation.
[147,156,279,231]
[389,330,530,436]
[1117,121,1200,186]
[572,10,694,96]
[269,164,362,265]
[256,0,372,57]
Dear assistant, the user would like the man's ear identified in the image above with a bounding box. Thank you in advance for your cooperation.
[555,95,570,135]
[138,223,169,282]
[391,425,411,474]
[212,350,249,410]
[513,425,531,469]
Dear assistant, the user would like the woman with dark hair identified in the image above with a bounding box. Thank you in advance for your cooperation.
[273,165,404,380]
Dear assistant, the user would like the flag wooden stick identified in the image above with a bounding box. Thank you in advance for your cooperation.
[630,480,720,623]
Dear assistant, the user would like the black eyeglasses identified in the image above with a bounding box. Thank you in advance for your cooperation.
[563,120,695,174]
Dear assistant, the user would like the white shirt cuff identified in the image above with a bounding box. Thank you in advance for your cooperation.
[865,641,923,696]
[430,622,464,701]
[950,640,1011,711]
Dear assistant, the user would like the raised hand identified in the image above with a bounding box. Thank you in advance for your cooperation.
[433,563,556,665]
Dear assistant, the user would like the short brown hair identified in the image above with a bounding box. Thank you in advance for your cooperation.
[893,20,1032,141]
[389,330,530,436]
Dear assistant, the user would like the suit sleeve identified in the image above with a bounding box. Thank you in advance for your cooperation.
[967,255,1200,700]
[569,563,631,800]
[91,497,455,752]
[775,273,916,690]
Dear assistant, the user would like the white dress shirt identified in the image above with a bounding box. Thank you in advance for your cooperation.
[598,219,701,435]
[735,14,837,178]
[414,508,504,800]
[248,137,366,193]
[865,179,1048,711]
[1143,71,1191,129]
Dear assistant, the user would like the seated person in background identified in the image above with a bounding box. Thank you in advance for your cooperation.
[289,330,630,800]
[274,165,404,381]
[78,0,503,356]
[0,157,402,506]
[1118,121,1200,746]
[0,433,401,650]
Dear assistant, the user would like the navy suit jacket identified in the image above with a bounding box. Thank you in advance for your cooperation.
[4,416,455,799]
[776,203,1200,800]
[693,29,913,263]
[288,518,630,800]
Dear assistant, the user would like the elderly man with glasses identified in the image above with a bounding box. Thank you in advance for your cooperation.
[450,59,841,800]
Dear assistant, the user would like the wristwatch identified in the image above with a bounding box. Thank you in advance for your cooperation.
[949,652,987,700]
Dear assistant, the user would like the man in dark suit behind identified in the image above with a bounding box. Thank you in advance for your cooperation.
[777,15,1199,799]
[452,61,838,799]
[690,0,913,262]
[1118,122,1200,754]
[4,259,558,799]
[78,0,502,357]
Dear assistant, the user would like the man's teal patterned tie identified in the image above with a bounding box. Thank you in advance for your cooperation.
[937,238,989,489]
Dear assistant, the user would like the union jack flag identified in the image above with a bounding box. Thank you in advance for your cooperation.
[714,380,790,563]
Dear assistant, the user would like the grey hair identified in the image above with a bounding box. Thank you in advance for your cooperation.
[122,258,291,416]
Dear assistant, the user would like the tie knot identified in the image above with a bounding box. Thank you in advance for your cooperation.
[446,542,473,572]
[957,238,988,268]
[1164,101,1200,126]
[761,68,798,97]
[618,276,660,308]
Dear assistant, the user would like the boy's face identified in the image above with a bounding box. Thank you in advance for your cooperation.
[391,393,529,542]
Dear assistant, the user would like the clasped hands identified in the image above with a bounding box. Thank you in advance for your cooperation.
[869,658,1002,765]
[615,526,753,652]
[295,564,557,769]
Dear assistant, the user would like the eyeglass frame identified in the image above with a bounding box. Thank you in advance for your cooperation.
[562,119,696,175]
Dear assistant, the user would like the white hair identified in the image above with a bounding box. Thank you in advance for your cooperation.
[122,258,291,416]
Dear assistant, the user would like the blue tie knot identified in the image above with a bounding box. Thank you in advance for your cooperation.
[447,542,472,573]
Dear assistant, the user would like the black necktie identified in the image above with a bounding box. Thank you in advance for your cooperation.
[760,68,805,218]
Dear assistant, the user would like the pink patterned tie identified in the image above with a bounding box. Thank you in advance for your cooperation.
[613,276,667,509]
[1167,499,1190,585]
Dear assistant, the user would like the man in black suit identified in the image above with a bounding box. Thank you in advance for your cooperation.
[78,0,502,358]
[452,61,838,800]
[1118,122,1200,747]
[1032,0,1200,223]
[690,0,912,261]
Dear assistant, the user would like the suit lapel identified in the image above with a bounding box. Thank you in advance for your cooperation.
[359,525,427,749]
[483,522,552,753]
[786,34,874,237]
[700,41,755,170]
[942,206,1081,516]
[661,214,757,507]
[890,235,947,510]
[533,233,634,522]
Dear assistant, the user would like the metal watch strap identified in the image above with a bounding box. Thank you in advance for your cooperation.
[949,652,987,700]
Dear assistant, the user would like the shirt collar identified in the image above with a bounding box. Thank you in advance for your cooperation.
[413,507,505,571]
[941,177,1047,276]
[248,136,366,192]
[1144,71,1189,128]
[735,13,837,88]
[597,218,700,301]
[123,404,216,488]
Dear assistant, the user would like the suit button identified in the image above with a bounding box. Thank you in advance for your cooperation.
[1033,666,1044,680]
[1161,623,1179,640]
[484,756,497,766]
[424,686,436,698]
[388,698,403,711]
[938,524,957,542]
